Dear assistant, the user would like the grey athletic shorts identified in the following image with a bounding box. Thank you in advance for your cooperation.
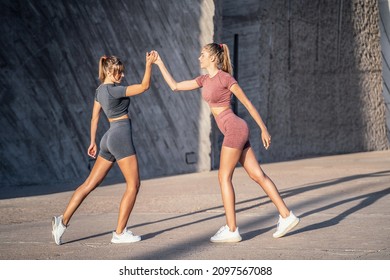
[99,119,136,162]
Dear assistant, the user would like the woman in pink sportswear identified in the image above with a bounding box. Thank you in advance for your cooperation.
[154,43,300,242]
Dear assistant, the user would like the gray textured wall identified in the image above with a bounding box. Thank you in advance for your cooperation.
[0,0,214,189]
[379,0,390,141]
[1,0,389,192]
[219,0,389,167]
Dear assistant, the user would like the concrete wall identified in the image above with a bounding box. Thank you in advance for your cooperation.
[219,0,389,167]
[379,0,390,141]
[0,0,215,189]
[1,0,389,192]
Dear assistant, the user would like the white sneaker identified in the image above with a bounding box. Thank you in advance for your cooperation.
[111,228,141,244]
[210,225,242,243]
[273,211,300,238]
[52,215,67,245]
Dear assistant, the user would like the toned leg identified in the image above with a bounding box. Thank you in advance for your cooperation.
[239,147,290,218]
[218,146,243,231]
[63,156,114,225]
[115,154,140,234]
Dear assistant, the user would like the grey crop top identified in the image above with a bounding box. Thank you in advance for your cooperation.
[95,84,129,118]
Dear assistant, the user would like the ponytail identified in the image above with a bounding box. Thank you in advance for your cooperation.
[98,56,107,83]
[204,43,233,75]
[220,44,233,75]
[98,55,125,83]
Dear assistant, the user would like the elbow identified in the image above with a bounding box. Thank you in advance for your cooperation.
[171,82,178,92]
[142,82,150,91]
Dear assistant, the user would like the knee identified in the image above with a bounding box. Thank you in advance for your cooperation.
[136,180,141,193]
[126,180,141,193]
[82,175,103,191]
[249,170,267,184]
[76,180,96,197]
[218,172,233,185]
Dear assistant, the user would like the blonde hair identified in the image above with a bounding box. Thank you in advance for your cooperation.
[98,55,125,83]
[204,43,233,75]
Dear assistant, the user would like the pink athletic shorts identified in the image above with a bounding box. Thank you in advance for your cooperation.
[214,109,251,150]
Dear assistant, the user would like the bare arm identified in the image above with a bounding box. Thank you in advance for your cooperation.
[154,54,199,92]
[230,83,272,149]
[88,100,102,158]
[125,51,157,96]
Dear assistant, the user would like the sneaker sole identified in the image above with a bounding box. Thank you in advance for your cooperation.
[273,218,300,238]
[51,216,61,245]
[111,237,141,244]
[210,236,242,243]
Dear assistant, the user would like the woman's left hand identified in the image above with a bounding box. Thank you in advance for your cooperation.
[146,50,158,65]
[88,143,97,158]
[261,130,271,150]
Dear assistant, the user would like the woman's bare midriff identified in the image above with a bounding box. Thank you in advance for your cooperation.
[108,115,129,122]
[211,106,230,117]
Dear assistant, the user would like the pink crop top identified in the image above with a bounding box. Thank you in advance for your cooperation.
[195,70,237,107]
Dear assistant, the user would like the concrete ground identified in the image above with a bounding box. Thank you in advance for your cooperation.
[0,151,389,260]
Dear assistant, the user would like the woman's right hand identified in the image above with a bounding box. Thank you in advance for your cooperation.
[146,51,158,65]
[153,51,163,65]
[88,143,97,158]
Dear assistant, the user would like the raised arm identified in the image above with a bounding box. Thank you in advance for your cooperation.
[88,100,102,158]
[154,53,199,92]
[125,51,157,96]
[230,83,272,149]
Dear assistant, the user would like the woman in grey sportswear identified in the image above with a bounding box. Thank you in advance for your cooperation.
[52,52,157,245]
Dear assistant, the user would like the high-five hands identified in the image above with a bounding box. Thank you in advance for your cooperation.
[146,50,158,65]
